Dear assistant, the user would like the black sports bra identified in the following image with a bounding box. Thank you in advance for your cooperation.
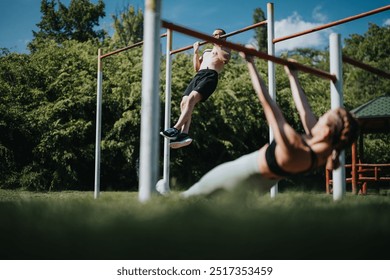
[265,139,318,177]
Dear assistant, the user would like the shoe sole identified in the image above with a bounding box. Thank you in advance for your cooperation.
[170,139,193,149]
[160,131,178,140]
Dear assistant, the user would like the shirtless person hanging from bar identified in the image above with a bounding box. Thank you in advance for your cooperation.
[160,28,231,149]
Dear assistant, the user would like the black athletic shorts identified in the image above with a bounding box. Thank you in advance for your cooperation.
[183,69,219,101]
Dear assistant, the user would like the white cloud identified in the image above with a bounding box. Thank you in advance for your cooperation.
[312,6,327,22]
[384,18,390,26]
[274,11,331,53]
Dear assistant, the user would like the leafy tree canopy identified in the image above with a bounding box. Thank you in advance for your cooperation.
[111,5,144,47]
[31,0,106,48]
[0,4,389,191]
[252,8,267,52]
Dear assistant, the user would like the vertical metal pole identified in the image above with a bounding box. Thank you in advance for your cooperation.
[158,28,173,195]
[139,0,162,202]
[267,2,278,198]
[94,49,103,199]
[330,33,345,201]
[351,142,357,194]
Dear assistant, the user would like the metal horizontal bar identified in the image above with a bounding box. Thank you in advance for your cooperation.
[273,5,390,43]
[100,33,167,59]
[170,20,267,55]
[342,55,390,79]
[162,20,336,81]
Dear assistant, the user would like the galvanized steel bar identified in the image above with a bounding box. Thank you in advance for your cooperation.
[170,20,267,55]
[100,33,167,59]
[267,2,278,198]
[161,28,173,195]
[94,48,103,199]
[330,33,345,201]
[139,0,162,202]
[274,5,390,43]
[342,55,390,79]
[162,20,337,81]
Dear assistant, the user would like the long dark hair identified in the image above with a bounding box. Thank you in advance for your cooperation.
[328,108,360,169]
[333,108,360,151]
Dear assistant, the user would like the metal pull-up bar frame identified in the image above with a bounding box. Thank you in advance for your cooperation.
[273,5,390,43]
[94,33,167,199]
[342,55,390,79]
[100,33,167,59]
[96,2,389,202]
[159,19,273,195]
[171,20,268,55]
[161,20,337,82]
[270,3,390,201]
[159,19,347,201]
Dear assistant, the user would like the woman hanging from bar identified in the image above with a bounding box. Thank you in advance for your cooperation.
[182,46,359,198]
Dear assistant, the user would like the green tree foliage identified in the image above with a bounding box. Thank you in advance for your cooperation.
[252,8,267,52]
[343,23,390,109]
[97,46,144,190]
[0,38,146,191]
[0,40,98,190]
[111,5,144,48]
[342,23,390,164]
[0,51,45,189]
[31,40,98,190]
[0,5,389,191]
[31,0,105,46]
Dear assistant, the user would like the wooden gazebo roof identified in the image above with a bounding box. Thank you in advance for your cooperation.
[326,94,390,194]
[351,94,390,133]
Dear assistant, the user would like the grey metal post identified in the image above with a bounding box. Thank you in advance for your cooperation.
[139,0,162,202]
[330,33,345,200]
[94,49,103,199]
[267,2,278,197]
[157,28,173,195]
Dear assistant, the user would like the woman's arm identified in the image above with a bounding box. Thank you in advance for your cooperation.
[284,64,317,134]
[244,54,299,150]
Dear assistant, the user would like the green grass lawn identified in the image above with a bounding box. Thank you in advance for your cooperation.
[0,188,389,260]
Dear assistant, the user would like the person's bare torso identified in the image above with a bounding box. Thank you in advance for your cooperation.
[199,47,227,73]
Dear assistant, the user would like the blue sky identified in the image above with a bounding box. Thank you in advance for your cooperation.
[1,0,389,54]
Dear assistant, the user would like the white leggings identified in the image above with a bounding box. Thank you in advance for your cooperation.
[181,150,278,198]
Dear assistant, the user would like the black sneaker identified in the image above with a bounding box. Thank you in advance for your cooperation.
[170,133,193,149]
[160,127,180,140]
